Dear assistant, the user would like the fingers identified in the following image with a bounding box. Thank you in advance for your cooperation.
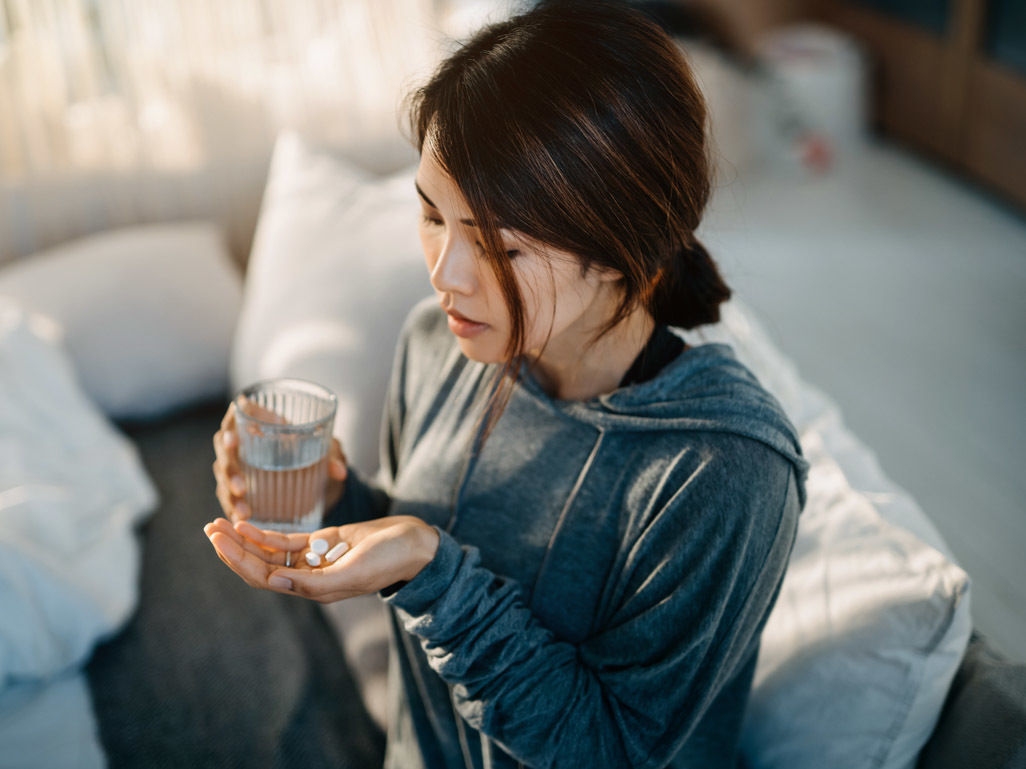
[234,520,310,552]
[219,402,250,451]
[264,565,357,603]
[206,518,351,597]
[213,404,249,521]
[213,404,250,521]
[266,533,363,601]
[206,531,267,585]
[212,460,251,521]
[212,430,238,474]
[220,401,236,433]
[328,455,347,483]
[222,521,355,600]
[205,517,245,546]
[206,531,294,594]
[324,439,348,484]
[205,518,289,565]
[236,395,288,425]
[212,432,244,492]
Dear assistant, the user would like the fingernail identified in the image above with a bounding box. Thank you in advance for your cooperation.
[268,576,292,590]
[223,430,236,447]
[236,501,251,518]
[230,476,245,495]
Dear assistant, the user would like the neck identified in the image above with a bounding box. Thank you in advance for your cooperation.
[528,301,655,401]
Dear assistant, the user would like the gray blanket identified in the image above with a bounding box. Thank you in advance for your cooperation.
[84,397,1026,769]
[86,397,384,769]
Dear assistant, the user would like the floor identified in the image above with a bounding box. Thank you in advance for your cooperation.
[699,137,1026,663]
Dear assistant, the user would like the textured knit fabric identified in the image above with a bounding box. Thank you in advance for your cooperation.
[327,296,809,769]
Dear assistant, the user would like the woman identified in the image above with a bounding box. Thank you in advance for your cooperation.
[207,2,808,767]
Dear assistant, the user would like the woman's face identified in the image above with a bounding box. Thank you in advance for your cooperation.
[415,142,618,365]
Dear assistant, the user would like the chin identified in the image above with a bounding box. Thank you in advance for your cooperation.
[455,336,506,365]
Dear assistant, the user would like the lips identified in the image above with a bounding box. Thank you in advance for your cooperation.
[443,305,489,339]
[445,307,483,325]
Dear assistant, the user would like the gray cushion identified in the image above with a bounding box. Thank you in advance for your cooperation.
[85,397,1026,769]
[86,397,385,769]
[917,632,1026,769]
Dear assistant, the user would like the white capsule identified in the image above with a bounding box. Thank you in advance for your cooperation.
[310,538,329,555]
[305,551,322,567]
[325,541,349,563]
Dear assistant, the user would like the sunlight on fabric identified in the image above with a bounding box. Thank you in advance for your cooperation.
[0,0,444,180]
[258,319,362,378]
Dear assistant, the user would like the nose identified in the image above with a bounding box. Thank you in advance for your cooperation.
[429,234,477,297]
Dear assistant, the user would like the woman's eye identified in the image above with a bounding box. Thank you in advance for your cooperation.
[421,214,443,227]
[473,240,520,259]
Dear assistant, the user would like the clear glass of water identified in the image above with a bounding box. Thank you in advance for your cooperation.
[233,378,338,533]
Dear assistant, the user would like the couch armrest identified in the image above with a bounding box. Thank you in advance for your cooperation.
[917,631,1026,769]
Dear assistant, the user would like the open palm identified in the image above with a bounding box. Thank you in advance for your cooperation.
[204,514,439,603]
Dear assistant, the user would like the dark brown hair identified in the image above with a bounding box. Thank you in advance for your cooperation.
[406,0,731,435]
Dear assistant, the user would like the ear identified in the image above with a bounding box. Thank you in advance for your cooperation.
[587,263,624,284]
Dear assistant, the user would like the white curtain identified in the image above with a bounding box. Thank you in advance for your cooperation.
[0,0,458,264]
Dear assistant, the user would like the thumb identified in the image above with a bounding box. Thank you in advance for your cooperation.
[328,456,348,481]
[268,565,347,598]
[327,439,347,481]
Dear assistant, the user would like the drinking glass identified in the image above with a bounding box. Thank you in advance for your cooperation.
[233,378,337,533]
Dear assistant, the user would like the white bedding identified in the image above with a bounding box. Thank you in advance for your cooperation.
[0,300,158,768]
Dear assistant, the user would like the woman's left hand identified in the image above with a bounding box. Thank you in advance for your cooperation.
[203,515,440,603]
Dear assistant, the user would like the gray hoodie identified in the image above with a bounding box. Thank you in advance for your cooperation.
[328,296,809,769]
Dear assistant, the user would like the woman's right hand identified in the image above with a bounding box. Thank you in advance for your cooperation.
[212,399,349,523]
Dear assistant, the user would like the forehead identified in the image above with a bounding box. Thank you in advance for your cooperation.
[415,142,464,205]
[413,141,572,262]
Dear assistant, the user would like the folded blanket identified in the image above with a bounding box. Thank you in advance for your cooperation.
[0,300,158,766]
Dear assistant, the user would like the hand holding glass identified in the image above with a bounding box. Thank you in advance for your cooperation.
[212,378,344,536]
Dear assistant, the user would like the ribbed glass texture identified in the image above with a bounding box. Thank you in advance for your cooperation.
[234,378,337,532]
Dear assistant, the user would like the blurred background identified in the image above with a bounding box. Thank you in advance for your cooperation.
[0,0,1023,662]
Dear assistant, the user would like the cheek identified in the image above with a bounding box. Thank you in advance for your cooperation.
[419,229,439,272]
[521,263,598,342]
[515,264,566,340]
[453,334,508,364]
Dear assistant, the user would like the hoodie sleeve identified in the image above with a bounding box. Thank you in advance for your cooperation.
[383,441,803,769]
[322,464,391,526]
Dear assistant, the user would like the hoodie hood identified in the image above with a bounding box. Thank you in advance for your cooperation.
[518,340,810,509]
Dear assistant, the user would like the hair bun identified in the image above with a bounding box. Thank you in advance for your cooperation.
[649,238,731,329]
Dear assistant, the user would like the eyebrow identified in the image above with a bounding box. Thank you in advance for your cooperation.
[415,180,477,227]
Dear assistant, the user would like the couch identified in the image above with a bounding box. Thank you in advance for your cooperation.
[0,121,1015,766]
[73,129,1026,766]
[82,395,1026,769]
[2,28,1023,768]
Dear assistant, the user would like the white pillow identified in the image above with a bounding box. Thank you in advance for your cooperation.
[737,430,970,769]
[691,299,958,560]
[0,222,242,420]
[692,302,972,769]
[230,131,431,731]
[230,131,431,476]
[0,300,157,767]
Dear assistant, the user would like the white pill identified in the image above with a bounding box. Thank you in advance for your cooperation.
[305,551,322,567]
[325,541,349,563]
[310,538,329,555]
